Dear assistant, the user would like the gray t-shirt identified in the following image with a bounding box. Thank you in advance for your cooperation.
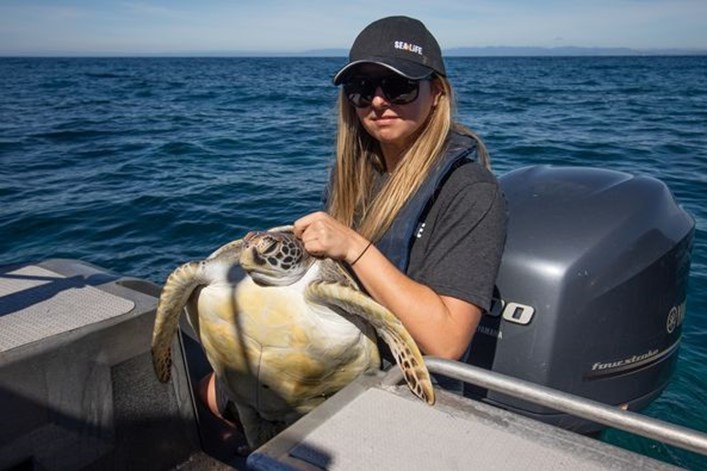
[374,161,506,312]
[407,161,506,312]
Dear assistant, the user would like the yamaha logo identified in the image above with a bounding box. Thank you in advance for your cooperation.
[666,301,686,334]
[666,308,677,334]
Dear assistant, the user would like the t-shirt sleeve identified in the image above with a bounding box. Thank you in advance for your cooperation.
[407,164,507,312]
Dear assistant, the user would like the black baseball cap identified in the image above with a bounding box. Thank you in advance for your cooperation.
[333,16,446,85]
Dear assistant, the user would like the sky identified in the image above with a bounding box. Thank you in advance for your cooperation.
[1,0,707,55]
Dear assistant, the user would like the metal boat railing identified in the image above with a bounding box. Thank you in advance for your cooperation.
[382,357,707,457]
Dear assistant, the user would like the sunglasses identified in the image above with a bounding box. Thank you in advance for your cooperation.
[343,75,430,108]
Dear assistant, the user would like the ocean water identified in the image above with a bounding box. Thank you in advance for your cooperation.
[1,56,706,468]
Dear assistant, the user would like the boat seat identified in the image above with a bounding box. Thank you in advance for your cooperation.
[0,259,236,470]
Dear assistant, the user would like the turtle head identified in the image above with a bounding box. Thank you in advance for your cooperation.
[240,230,314,286]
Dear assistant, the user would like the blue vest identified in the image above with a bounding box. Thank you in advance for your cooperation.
[374,131,478,272]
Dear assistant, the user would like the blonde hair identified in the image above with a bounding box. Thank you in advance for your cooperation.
[327,75,489,242]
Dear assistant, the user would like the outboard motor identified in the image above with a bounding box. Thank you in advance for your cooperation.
[466,165,695,433]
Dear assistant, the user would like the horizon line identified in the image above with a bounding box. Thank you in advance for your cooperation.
[2,45,707,58]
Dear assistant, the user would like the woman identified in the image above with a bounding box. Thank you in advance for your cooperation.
[294,15,506,365]
[200,14,506,437]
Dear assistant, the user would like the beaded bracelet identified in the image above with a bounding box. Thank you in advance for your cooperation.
[350,241,373,266]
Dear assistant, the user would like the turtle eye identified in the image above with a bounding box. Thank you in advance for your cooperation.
[262,239,279,255]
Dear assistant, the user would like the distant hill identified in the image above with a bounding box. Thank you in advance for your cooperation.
[223,46,707,57]
[299,46,707,57]
[443,46,707,56]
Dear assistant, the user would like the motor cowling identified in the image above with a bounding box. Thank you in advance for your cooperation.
[466,165,695,433]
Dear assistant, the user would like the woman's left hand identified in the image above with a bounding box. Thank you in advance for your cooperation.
[293,211,368,263]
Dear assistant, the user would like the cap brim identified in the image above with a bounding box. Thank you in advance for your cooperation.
[333,58,434,85]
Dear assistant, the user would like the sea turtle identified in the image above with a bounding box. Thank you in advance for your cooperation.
[151,226,435,449]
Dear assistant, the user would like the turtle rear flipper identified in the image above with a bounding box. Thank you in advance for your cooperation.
[305,281,435,405]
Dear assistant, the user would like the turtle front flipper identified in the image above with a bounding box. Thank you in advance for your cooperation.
[305,280,435,405]
[153,237,245,382]
[151,260,215,382]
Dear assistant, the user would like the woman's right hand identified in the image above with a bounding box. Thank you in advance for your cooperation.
[293,211,370,264]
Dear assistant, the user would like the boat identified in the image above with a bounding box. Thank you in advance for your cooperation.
[1,165,704,470]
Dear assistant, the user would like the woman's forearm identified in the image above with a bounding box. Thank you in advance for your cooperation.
[349,241,481,359]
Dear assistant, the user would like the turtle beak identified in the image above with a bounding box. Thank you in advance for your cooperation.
[243,231,256,244]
